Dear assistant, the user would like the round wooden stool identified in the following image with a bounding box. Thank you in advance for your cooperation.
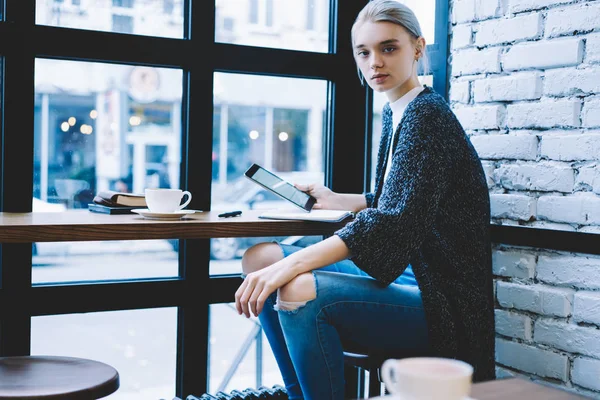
[0,356,119,399]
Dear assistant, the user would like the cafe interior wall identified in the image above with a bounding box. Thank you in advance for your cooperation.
[449,0,600,397]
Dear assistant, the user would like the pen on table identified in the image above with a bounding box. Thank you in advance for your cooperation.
[218,210,242,218]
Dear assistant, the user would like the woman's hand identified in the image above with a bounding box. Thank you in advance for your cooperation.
[294,183,341,210]
[295,183,368,212]
[235,261,296,318]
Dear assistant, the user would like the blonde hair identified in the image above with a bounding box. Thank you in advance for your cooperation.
[351,0,430,83]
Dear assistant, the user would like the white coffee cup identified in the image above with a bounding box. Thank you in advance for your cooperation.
[380,357,473,400]
[145,188,192,213]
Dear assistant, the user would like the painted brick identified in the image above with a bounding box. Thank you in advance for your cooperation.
[452,47,502,76]
[541,134,600,161]
[452,24,472,50]
[587,33,600,64]
[573,291,600,326]
[495,309,533,340]
[470,134,538,160]
[475,13,542,46]
[537,254,600,289]
[506,99,581,129]
[572,357,600,392]
[473,72,542,102]
[535,318,600,357]
[494,163,574,192]
[539,194,600,224]
[502,38,583,71]
[490,194,536,220]
[453,0,475,24]
[576,167,600,195]
[530,221,576,231]
[481,161,496,188]
[545,3,600,38]
[493,249,536,279]
[508,0,575,13]
[450,80,470,103]
[495,338,568,380]
[453,105,504,130]
[497,281,573,317]
[475,0,507,20]
[582,98,600,128]
[545,67,600,96]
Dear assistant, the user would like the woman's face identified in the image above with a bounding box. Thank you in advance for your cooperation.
[353,20,422,102]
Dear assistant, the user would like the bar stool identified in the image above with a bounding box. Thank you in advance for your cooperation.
[344,350,428,399]
[0,355,120,399]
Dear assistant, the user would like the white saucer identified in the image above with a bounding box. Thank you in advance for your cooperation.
[131,209,196,220]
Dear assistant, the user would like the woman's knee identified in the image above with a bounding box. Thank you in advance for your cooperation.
[276,273,317,311]
[241,242,284,274]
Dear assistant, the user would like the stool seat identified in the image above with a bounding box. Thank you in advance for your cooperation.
[0,356,120,399]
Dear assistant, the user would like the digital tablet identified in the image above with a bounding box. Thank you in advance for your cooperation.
[244,163,316,212]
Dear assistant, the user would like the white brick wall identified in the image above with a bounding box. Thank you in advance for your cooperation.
[452,47,502,76]
[490,193,536,220]
[506,99,581,129]
[495,309,533,339]
[587,33,600,64]
[475,13,542,46]
[473,72,542,102]
[544,67,600,97]
[502,38,583,71]
[493,249,536,279]
[508,0,573,13]
[573,291,600,326]
[450,0,600,394]
[535,319,600,357]
[495,338,568,380]
[494,162,574,192]
[537,194,600,224]
[541,134,600,161]
[453,105,504,129]
[470,134,538,160]
[572,357,600,392]
[537,254,600,289]
[545,3,600,38]
[497,282,573,317]
[582,98,600,128]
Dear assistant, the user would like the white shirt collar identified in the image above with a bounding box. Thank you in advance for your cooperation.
[389,85,424,132]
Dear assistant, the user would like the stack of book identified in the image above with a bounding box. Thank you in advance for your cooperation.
[88,191,147,214]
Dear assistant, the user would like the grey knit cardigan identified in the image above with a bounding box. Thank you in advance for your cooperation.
[335,86,495,382]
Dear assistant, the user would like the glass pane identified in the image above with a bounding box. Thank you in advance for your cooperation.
[210,72,327,274]
[32,58,183,284]
[35,0,184,38]
[395,0,436,45]
[370,75,433,191]
[215,0,330,53]
[31,308,178,400]
[209,303,283,393]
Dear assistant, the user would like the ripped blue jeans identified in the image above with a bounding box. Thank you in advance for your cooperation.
[256,244,428,400]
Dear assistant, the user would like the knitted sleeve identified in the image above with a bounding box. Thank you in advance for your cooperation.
[335,104,451,285]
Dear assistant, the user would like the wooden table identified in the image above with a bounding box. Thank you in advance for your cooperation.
[0,209,349,242]
[470,378,588,399]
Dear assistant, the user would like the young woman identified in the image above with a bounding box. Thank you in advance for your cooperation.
[235,1,495,398]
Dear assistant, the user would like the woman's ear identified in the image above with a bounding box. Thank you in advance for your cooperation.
[415,37,426,60]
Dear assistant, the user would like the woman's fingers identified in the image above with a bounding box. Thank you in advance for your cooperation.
[248,281,265,317]
[234,279,248,315]
[255,290,271,316]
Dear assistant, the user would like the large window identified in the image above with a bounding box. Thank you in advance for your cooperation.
[0,1,450,399]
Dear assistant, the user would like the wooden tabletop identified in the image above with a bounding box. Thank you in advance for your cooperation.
[0,210,350,243]
[0,355,119,399]
[470,378,588,399]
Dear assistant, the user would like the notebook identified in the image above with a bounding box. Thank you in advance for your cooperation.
[259,209,354,223]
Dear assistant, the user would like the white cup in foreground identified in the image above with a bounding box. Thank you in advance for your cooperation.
[145,188,192,213]
[380,357,473,400]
